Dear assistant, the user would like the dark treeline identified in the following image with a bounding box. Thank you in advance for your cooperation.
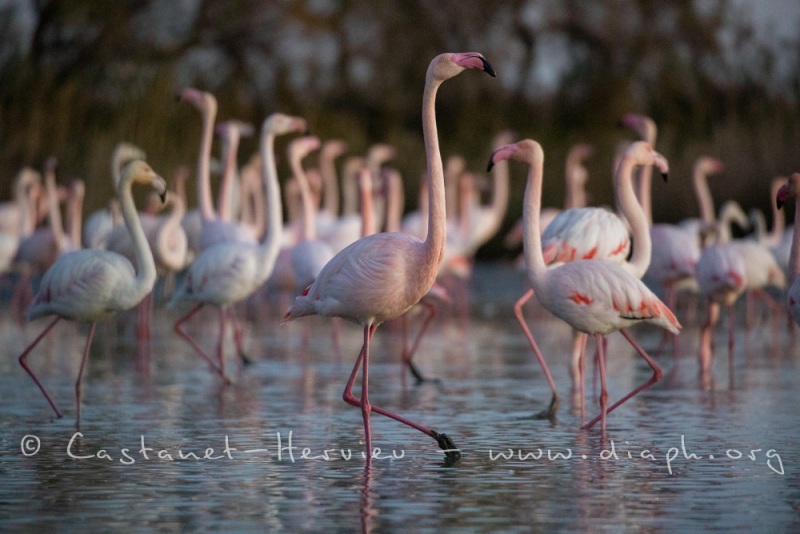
[1,0,798,257]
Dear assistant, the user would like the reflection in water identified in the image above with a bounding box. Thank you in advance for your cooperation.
[1,264,799,530]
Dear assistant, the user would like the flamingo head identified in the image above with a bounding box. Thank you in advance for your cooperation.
[263,113,308,137]
[776,173,800,209]
[428,52,495,82]
[179,87,217,114]
[487,139,543,171]
[122,160,167,203]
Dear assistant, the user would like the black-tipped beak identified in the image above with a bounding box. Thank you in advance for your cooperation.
[481,57,496,77]
[777,197,785,210]
[486,156,495,172]
[159,190,167,203]
[661,172,668,183]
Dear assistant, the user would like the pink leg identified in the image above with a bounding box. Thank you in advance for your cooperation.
[342,324,458,457]
[229,306,252,366]
[513,289,558,418]
[217,306,228,379]
[174,303,228,381]
[583,329,663,430]
[728,304,736,387]
[587,333,609,433]
[18,316,63,418]
[75,322,97,425]
[578,333,587,424]
[402,300,440,384]
[569,331,584,393]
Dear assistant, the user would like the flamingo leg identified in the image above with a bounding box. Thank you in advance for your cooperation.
[728,303,736,387]
[229,306,252,366]
[18,316,63,418]
[360,324,373,462]
[514,288,559,418]
[174,303,228,381]
[75,322,97,425]
[577,332,588,424]
[589,333,608,433]
[584,329,664,430]
[402,300,440,384]
[342,324,458,457]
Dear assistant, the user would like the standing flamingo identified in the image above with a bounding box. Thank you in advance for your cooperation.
[776,174,800,325]
[17,160,166,422]
[512,142,662,418]
[490,139,680,433]
[171,113,306,379]
[285,52,495,461]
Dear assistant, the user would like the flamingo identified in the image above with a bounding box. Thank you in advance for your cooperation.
[179,88,258,252]
[776,174,800,325]
[490,139,680,433]
[17,159,166,422]
[170,113,306,379]
[285,52,496,461]
[512,144,649,417]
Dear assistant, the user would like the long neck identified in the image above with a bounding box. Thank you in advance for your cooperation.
[486,156,510,236]
[617,157,651,278]
[320,152,340,218]
[790,193,800,283]
[197,103,217,221]
[359,169,375,237]
[341,160,359,216]
[155,192,184,264]
[384,170,403,233]
[694,167,715,224]
[564,158,585,210]
[770,179,786,241]
[44,169,67,252]
[67,188,83,249]
[257,128,284,280]
[522,156,547,284]
[16,175,35,238]
[422,76,446,266]
[291,155,316,241]
[217,132,240,222]
[636,164,653,226]
[118,176,157,303]
[244,163,266,239]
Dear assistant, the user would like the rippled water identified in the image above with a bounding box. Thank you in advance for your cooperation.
[1,264,798,532]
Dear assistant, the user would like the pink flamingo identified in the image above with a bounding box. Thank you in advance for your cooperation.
[512,142,659,418]
[171,113,306,379]
[491,139,680,433]
[776,174,800,325]
[179,88,258,252]
[285,52,496,461]
[18,160,166,422]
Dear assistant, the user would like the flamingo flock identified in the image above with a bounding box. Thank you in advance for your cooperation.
[5,52,798,464]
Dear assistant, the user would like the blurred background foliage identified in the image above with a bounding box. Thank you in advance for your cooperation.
[0,0,798,258]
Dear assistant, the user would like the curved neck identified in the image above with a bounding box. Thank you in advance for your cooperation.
[359,169,375,237]
[384,170,404,234]
[44,168,67,252]
[564,158,586,210]
[320,151,340,218]
[636,164,653,226]
[258,127,284,280]
[422,76,446,266]
[486,155,510,236]
[217,131,241,222]
[118,174,157,301]
[522,156,547,283]
[196,101,217,221]
[290,154,316,241]
[694,166,715,224]
[770,179,786,240]
[67,187,83,249]
[617,157,651,278]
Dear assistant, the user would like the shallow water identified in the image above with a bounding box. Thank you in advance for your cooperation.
[1,264,799,532]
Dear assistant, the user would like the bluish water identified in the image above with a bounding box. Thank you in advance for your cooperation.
[1,264,798,532]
